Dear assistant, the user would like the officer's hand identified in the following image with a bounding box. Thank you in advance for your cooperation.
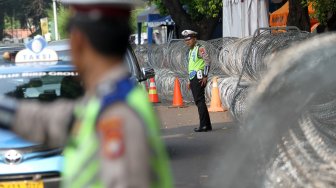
[187,82,190,90]
[199,77,208,87]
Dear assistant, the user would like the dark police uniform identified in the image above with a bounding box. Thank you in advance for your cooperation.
[183,30,212,132]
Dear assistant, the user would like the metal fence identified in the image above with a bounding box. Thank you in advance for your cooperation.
[208,33,336,188]
[133,30,311,121]
[133,31,336,187]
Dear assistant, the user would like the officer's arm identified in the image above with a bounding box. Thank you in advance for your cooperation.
[199,46,211,76]
[97,103,151,188]
[12,99,75,148]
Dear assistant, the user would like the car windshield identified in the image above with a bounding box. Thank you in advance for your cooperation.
[0,70,83,101]
[0,43,140,102]
[48,40,143,81]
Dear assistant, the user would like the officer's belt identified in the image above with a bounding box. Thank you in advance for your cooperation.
[189,70,203,80]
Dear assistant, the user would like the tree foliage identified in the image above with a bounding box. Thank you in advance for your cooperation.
[152,0,222,21]
[130,8,147,33]
[150,0,222,40]
[0,0,52,39]
[193,0,222,18]
[47,5,70,39]
[4,15,21,29]
[304,0,336,24]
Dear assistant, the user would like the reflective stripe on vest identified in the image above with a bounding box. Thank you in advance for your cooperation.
[62,79,173,188]
[127,86,173,188]
[62,98,102,188]
[188,45,206,77]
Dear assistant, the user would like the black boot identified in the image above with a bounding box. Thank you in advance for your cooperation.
[194,127,211,132]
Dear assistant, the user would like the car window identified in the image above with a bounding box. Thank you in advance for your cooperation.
[53,50,136,77]
[0,71,84,101]
[56,50,72,61]
[126,48,144,81]
[47,41,143,81]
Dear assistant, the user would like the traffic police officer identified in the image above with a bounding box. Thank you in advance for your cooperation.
[0,0,173,188]
[182,30,212,132]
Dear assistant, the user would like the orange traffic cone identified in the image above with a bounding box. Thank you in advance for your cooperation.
[170,77,186,108]
[149,78,160,103]
[208,77,227,112]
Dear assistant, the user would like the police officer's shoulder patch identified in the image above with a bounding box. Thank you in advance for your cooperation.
[199,47,206,57]
[98,117,125,159]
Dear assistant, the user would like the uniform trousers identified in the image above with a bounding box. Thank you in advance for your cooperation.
[190,76,212,129]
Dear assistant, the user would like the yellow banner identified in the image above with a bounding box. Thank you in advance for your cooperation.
[40,17,49,35]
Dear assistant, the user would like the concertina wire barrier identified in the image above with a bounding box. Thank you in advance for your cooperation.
[210,33,336,188]
[133,31,336,187]
[132,30,310,121]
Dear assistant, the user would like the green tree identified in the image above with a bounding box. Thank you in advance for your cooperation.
[130,8,147,34]
[0,0,24,39]
[47,5,70,40]
[4,15,21,30]
[21,0,52,30]
[150,0,222,40]
[0,0,52,40]
[305,0,336,25]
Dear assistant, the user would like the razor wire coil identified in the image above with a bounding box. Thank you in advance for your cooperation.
[134,31,336,188]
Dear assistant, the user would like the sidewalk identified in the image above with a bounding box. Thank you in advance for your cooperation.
[154,103,233,129]
[154,103,237,188]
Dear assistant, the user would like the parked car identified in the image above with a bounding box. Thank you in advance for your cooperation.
[0,62,80,188]
[0,44,24,65]
[0,38,154,188]
[48,39,154,83]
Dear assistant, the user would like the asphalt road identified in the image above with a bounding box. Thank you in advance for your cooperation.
[155,104,239,188]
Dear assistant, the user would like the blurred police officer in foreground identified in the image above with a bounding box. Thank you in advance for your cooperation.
[0,0,173,187]
[182,30,212,132]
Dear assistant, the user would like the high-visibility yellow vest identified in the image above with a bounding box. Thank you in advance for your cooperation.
[62,79,173,188]
[188,45,206,78]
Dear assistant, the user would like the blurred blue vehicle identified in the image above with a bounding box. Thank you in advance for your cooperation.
[0,38,154,188]
[0,61,82,188]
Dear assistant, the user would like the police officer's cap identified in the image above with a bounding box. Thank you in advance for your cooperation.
[182,30,198,40]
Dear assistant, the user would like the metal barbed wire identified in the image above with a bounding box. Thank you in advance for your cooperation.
[210,33,336,188]
[133,38,237,103]
[133,31,312,122]
[264,34,336,188]
[219,31,311,81]
[133,38,237,76]
[265,98,336,188]
[135,32,336,187]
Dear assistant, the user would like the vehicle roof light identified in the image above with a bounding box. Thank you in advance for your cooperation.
[15,36,59,64]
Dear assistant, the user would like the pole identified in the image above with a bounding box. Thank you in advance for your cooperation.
[222,0,224,38]
[53,0,59,40]
[11,10,14,40]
